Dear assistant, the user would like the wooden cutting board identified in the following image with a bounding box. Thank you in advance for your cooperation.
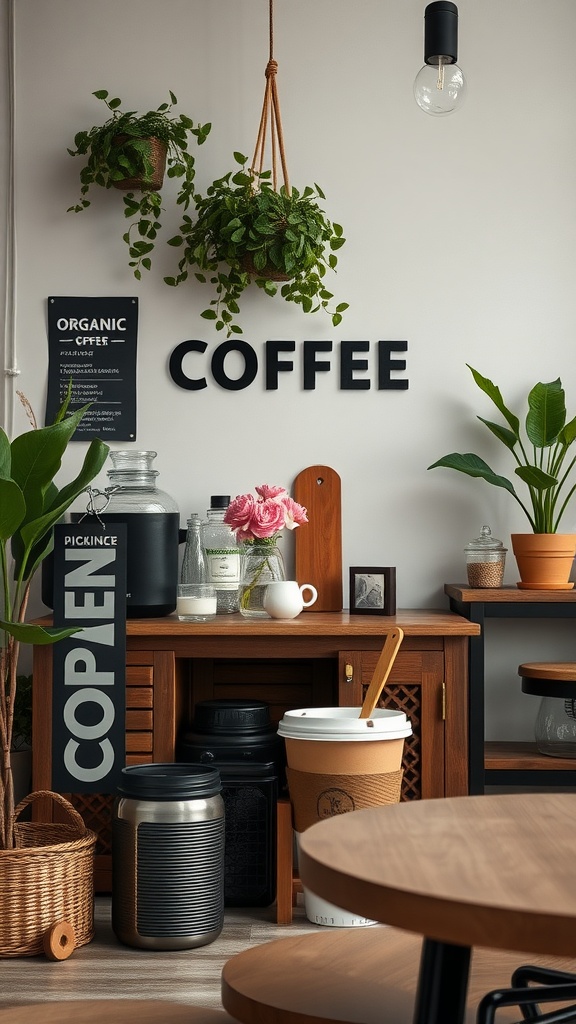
[293,465,342,611]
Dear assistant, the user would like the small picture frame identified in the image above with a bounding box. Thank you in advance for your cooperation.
[349,567,396,616]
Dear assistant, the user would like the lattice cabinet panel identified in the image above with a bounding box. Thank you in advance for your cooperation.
[380,684,421,801]
[338,650,446,800]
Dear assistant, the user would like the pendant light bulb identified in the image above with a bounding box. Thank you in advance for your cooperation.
[414,2,466,116]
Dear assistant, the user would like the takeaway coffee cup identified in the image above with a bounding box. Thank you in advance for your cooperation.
[277,706,412,926]
[263,580,318,619]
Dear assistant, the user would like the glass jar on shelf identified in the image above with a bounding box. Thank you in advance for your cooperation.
[101,450,180,617]
[464,525,507,588]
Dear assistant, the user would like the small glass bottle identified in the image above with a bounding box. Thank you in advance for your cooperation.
[201,496,241,614]
[464,526,507,588]
[180,513,207,585]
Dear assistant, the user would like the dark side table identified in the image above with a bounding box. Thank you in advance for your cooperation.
[445,585,576,793]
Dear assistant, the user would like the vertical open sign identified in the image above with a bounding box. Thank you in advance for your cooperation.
[52,521,127,792]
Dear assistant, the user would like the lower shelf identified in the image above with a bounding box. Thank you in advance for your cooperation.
[485,741,576,771]
[485,741,576,786]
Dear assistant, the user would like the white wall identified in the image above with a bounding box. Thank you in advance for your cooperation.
[6,0,576,737]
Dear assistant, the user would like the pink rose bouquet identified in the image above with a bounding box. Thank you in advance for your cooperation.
[224,484,308,543]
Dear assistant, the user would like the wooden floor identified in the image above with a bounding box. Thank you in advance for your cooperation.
[3,897,576,1021]
[1,897,321,1009]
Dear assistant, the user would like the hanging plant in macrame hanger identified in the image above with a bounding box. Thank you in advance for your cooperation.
[165,0,348,336]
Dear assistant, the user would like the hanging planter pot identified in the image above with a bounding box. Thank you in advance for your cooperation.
[165,0,348,336]
[111,135,168,192]
[511,533,576,590]
[67,90,211,277]
[239,252,292,282]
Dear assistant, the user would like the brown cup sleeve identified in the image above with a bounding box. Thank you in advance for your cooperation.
[286,766,403,833]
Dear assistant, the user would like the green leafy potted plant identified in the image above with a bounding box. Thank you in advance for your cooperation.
[428,365,576,588]
[67,90,211,278]
[0,390,109,848]
[164,154,348,336]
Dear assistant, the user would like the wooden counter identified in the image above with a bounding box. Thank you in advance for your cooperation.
[32,610,479,890]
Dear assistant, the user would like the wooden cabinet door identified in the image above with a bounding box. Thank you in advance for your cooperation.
[338,650,445,799]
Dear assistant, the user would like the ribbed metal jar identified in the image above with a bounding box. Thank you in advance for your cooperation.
[112,763,225,950]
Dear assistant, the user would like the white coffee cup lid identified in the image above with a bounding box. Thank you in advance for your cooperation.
[277,707,412,742]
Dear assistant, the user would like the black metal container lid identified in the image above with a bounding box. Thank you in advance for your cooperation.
[192,699,274,735]
[117,763,222,800]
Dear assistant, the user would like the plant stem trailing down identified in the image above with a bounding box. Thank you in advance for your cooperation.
[165,153,348,336]
[67,90,211,278]
[0,387,109,848]
[428,365,576,533]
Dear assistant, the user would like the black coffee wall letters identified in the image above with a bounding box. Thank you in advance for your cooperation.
[168,338,409,392]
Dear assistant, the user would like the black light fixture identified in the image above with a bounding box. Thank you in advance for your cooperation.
[414,2,466,116]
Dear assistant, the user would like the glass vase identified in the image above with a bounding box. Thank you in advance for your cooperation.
[239,540,286,619]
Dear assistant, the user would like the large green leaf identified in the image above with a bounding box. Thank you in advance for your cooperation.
[427,453,518,497]
[477,417,518,452]
[13,438,109,580]
[10,405,89,523]
[558,415,576,449]
[0,428,11,478]
[515,465,558,490]
[526,379,565,448]
[0,619,82,645]
[467,365,520,437]
[10,482,57,580]
[0,478,25,541]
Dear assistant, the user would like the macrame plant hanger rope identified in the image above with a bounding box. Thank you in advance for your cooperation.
[250,0,291,196]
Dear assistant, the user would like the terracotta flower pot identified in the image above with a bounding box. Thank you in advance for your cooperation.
[511,533,576,590]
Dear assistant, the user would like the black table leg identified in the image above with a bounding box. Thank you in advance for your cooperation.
[412,937,472,1024]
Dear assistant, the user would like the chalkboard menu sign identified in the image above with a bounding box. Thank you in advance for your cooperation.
[45,296,138,440]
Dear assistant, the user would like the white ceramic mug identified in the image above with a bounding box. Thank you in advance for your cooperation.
[263,580,318,619]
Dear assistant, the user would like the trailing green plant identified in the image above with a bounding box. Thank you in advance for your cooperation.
[165,153,348,336]
[428,365,576,533]
[67,89,211,278]
[0,387,109,847]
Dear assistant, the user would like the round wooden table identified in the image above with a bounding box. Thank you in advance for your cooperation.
[298,793,576,1024]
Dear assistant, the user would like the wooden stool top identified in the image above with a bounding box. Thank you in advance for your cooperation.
[519,663,576,681]
[0,1002,235,1024]
[221,926,576,1024]
[519,662,576,697]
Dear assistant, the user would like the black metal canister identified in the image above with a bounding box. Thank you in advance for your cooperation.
[178,700,285,907]
[112,763,225,950]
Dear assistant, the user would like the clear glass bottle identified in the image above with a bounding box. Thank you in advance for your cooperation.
[464,526,507,588]
[101,450,180,617]
[239,540,286,619]
[180,513,207,585]
[201,496,241,614]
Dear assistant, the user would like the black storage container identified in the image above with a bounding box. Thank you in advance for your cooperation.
[178,699,285,907]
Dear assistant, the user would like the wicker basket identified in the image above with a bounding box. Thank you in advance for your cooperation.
[0,790,97,957]
[240,253,292,281]
[111,136,167,192]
